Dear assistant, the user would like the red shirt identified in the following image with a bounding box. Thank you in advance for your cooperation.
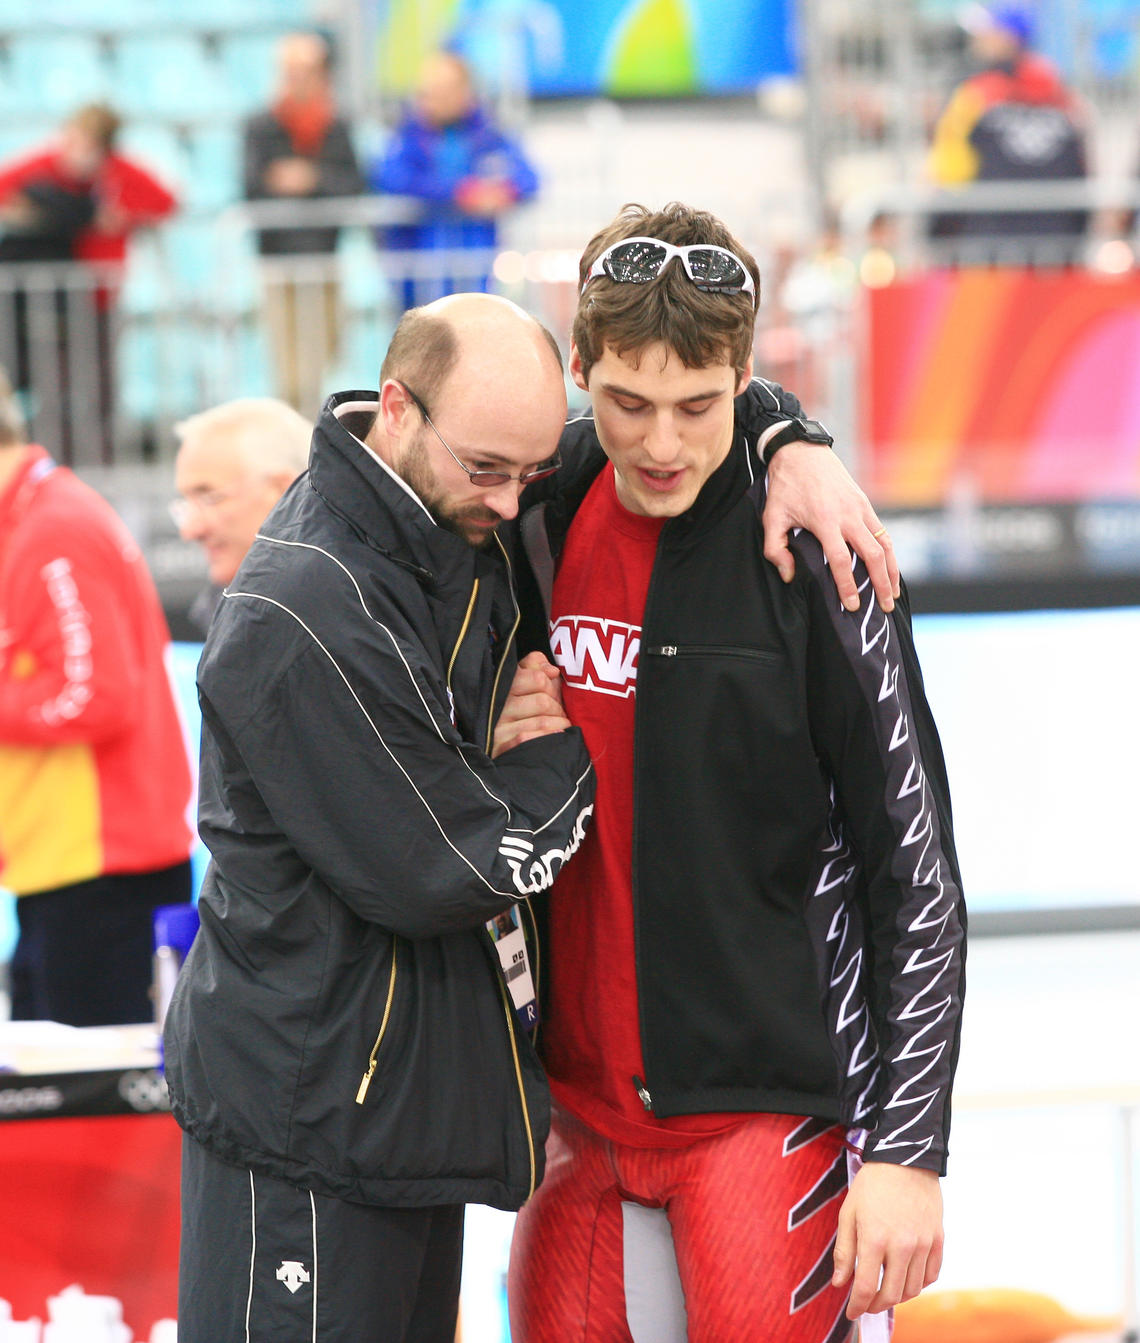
[542,464,745,1147]
[0,447,193,893]
[0,144,177,268]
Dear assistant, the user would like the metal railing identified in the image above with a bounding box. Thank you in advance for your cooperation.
[6,181,1140,474]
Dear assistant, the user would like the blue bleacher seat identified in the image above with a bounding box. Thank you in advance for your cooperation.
[217,31,282,116]
[119,317,203,421]
[3,34,113,118]
[119,124,191,200]
[187,125,243,212]
[118,322,162,420]
[0,123,56,164]
[118,230,170,318]
[164,220,223,297]
[110,34,235,121]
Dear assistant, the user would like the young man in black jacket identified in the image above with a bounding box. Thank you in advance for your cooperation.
[504,205,966,1342]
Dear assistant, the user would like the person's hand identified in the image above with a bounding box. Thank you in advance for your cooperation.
[455,177,516,217]
[491,651,571,758]
[762,443,900,613]
[0,192,37,227]
[833,1162,943,1320]
[94,201,130,235]
[264,158,319,196]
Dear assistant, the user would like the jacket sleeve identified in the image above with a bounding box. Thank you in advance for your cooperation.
[797,536,966,1175]
[314,121,363,197]
[733,377,811,465]
[104,156,178,227]
[0,150,51,204]
[478,129,538,202]
[0,529,144,745]
[241,117,276,201]
[372,124,455,202]
[197,594,595,940]
[927,84,984,187]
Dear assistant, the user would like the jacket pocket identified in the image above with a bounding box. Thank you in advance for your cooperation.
[645,643,783,664]
[355,937,399,1104]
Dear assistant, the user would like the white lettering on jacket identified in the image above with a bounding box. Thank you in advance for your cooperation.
[35,557,94,725]
[549,615,640,698]
[499,803,594,896]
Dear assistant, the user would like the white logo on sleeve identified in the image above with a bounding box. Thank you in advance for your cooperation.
[550,615,640,698]
[276,1261,311,1294]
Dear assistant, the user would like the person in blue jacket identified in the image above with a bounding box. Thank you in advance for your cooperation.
[371,49,538,309]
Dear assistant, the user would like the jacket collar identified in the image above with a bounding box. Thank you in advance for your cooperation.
[307,389,503,593]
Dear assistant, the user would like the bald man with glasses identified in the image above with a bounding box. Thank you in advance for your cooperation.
[164,294,597,1343]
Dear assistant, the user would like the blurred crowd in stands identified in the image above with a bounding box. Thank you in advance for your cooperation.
[2,2,1140,473]
[0,31,538,442]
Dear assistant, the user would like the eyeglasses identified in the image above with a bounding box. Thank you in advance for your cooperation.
[168,488,240,529]
[582,236,757,299]
[396,381,562,487]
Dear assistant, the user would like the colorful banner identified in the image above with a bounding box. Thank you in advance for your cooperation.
[863,269,1140,506]
[373,0,795,99]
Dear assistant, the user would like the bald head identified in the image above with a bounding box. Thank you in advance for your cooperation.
[372,294,568,547]
[276,32,331,102]
[414,50,475,128]
[380,293,563,406]
[174,398,312,586]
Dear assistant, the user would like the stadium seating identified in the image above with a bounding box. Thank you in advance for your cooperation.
[111,34,237,120]
[2,33,112,117]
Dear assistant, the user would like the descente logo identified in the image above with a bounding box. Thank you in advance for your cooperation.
[550,615,641,698]
[499,803,594,896]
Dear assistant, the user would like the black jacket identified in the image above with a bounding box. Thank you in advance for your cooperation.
[242,110,363,255]
[164,392,595,1210]
[515,380,966,1175]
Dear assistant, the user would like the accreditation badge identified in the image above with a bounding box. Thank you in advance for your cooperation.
[486,904,539,1029]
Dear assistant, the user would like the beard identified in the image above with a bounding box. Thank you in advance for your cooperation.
[398,431,503,550]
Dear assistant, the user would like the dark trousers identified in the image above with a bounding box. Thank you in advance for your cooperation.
[179,1134,464,1342]
[10,860,192,1026]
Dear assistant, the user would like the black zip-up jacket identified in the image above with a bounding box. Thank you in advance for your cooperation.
[514,380,966,1175]
[164,392,595,1210]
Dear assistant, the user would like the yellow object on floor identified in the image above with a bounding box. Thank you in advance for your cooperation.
[892,1288,1120,1343]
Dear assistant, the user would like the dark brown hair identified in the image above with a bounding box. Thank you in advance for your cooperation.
[573,202,760,384]
[68,102,122,152]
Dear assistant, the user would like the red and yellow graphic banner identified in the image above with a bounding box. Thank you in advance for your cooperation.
[863,269,1140,505]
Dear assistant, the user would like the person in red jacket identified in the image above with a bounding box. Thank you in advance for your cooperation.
[0,103,178,463]
[0,367,194,1026]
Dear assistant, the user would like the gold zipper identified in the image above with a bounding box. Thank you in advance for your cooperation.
[448,578,480,694]
[355,942,399,1104]
[486,534,521,752]
[520,897,541,1050]
[496,973,537,1199]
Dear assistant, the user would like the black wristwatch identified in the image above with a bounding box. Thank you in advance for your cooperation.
[763,417,834,456]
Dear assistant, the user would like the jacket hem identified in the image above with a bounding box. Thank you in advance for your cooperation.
[647,1085,842,1123]
[170,1104,535,1212]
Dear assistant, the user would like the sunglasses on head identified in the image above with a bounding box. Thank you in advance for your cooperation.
[581,236,757,299]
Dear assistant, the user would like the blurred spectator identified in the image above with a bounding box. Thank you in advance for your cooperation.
[0,103,178,463]
[0,365,193,1027]
[371,50,538,309]
[243,32,363,416]
[172,398,311,633]
[926,5,1088,260]
[764,218,861,410]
